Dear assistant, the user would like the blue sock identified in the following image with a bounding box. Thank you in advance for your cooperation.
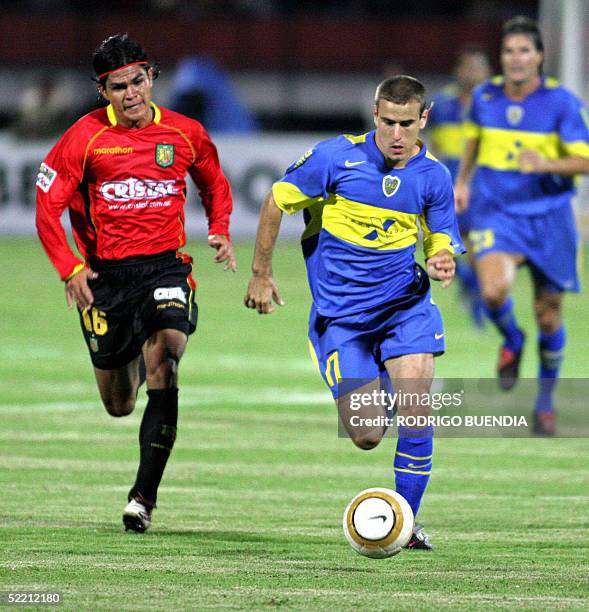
[483,297,524,352]
[535,327,565,414]
[394,427,433,518]
[456,260,479,294]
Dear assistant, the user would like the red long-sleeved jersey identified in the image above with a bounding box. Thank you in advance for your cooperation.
[36,102,233,280]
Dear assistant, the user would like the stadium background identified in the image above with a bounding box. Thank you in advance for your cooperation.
[1,1,588,610]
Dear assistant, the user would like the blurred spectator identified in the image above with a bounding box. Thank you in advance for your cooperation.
[427,46,491,329]
[427,46,491,179]
[14,71,84,139]
[168,55,259,133]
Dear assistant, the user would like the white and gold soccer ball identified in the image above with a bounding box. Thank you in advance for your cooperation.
[343,488,414,558]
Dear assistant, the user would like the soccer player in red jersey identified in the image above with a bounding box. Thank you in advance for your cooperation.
[36,34,236,532]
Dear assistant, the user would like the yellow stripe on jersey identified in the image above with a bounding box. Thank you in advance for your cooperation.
[419,215,455,258]
[322,195,421,251]
[106,104,117,126]
[429,123,465,159]
[274,182,454,253]
[343,133,369,144]
[563,140,589,158]
[152,102,162,124]
[64,263,85,282]
[463,120,481,140]
[272,181,323,214]
[477,127,561,170]
[301,201,326,242]
[544,76,560,89]
[107,101,161,126]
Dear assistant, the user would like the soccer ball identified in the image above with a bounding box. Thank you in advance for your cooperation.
[342,488,414,558]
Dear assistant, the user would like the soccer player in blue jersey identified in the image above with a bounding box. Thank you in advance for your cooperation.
[245,76,464,550]
[428,47,491,328]
[454,16,589,435]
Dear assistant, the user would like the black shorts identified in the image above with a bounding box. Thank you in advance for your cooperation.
[78,250,198,370]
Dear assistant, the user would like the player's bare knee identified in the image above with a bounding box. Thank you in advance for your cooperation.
[535,310,561,334]
[352,431,384,450]
[481,285,509,310]
[146,354,179,388]
[534,299,561,333]
[103,396,136,417]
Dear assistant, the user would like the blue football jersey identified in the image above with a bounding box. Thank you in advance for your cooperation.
[272,131,464,317]
[428,84,469,180]
[465,76,589,216]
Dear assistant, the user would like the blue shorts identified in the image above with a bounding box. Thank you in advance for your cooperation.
[308,290,444,399]
[469,203,580,293]
[456,207,475,234]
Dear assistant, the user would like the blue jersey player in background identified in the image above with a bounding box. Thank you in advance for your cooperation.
[245,76,464,550]
[428,47,490,328]
[455,16,589,435]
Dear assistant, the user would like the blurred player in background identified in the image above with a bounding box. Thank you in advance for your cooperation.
[245,76,464,549]
[36,33,236,531]
[454,16,589,435]
[428,47,491,328]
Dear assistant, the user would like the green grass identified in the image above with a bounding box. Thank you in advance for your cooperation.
[0,237,588,610]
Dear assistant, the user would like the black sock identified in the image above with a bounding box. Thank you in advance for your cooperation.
[129,388,178,507]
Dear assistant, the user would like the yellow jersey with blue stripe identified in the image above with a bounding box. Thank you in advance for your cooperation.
[428,84,468,180]
[465,76,589,216]
[272,131,464,317]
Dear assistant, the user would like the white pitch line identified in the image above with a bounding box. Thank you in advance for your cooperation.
[0,386,331,413]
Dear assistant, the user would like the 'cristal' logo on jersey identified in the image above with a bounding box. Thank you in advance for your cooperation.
[100,178,179,202]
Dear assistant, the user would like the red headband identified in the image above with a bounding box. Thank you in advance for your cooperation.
[97,61,148,80]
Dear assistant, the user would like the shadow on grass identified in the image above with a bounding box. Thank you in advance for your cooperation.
[148,529,333,546]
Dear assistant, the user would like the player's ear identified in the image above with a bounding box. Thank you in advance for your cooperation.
[373,102,379,128]
[97,83,109,102]
[420,102,433,129]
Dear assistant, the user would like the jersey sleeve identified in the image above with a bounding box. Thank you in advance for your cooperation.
[419,164,466,259]
[188,125,233,237]
[272,141,333,214]
[35,125,88,281]
[558,91,589,158]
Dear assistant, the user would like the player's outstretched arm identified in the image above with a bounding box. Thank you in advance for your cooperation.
[426,249,455,289]
[244,192,285,314]
[518,150,589,176]
[208,234,237,271]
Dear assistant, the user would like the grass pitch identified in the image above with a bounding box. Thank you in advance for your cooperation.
[0,237,588,610]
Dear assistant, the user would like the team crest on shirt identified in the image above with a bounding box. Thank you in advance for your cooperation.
[506,105,524,126]
[382,175,401,197]
[156,144,174,167]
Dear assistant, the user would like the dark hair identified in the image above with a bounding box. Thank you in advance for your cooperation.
[501,16,544,53]
[455,45,490,65]
[93,33,159,85]
[375,75,427,115]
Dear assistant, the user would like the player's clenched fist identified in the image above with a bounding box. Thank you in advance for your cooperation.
[426,249,455,288]
[244,275,284,314]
